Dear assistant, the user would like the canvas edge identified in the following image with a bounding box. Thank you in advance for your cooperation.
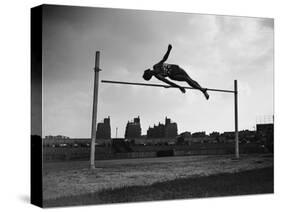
[30,4,43,208]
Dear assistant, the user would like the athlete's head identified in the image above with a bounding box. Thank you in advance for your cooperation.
[143,69,153,81]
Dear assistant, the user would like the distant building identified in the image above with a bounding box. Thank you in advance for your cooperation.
[209,131,220,143]
[147,117,178,138]
[164,117,178,138]
[222,131,235,138]
[238,130,256,143]
[125,116,142,139]
[45,135,69,139]
[180,131,192,137]
[188,131,208,143]
[192,131,206,138]
[44,135,75,147]
[177,131,191,145]
[96,116,111,139]
[209,131,220,137]
[256,123,273,150]
[147,123,165,138]
[218,131,235,143]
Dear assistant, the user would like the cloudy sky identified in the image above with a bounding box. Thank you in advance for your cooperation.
[42,5,274,138]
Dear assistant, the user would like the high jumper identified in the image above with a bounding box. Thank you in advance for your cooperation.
[143,44,209,100]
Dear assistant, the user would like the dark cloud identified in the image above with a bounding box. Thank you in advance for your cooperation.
[259,18,274,29]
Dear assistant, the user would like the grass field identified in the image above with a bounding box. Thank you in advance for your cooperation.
[43,154,273,207]
[44,167,273,207]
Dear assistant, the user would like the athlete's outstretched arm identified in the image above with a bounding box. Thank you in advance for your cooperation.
[159,44,172,63]
[155,74,185,93]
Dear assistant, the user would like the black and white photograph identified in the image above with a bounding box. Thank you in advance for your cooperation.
[30,4,274,208]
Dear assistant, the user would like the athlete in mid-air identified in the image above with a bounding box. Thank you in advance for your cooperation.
[143,44,209,100]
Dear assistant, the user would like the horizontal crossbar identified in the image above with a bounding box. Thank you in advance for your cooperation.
[101,80,235,93]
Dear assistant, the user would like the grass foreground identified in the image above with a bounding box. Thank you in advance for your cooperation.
[44,166,273,207]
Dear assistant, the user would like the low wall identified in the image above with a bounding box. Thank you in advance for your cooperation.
[43,147,157,162]
[43,143,265,162]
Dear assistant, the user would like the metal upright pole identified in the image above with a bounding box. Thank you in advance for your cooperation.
[90,51,101,169]
[234,80,239,159]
